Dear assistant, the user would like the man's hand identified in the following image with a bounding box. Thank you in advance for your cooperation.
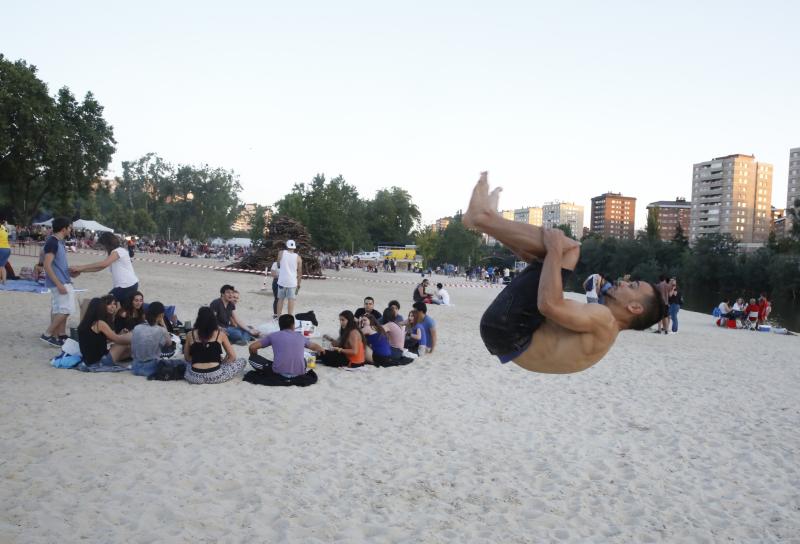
[57,284,68,295]
[543,228,565,252]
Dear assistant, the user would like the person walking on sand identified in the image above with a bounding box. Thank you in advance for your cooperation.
[462,172,665,374]
[276,240,302,317]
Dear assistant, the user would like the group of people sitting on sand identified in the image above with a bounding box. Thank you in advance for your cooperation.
[412,278,451,306]
[310,296,438,370]
[62,282,441,386]
[716,294,772,330]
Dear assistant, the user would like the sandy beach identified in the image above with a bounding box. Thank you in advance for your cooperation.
[1,251,799,543]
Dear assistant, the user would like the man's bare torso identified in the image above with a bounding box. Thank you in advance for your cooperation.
[513,302,619,374]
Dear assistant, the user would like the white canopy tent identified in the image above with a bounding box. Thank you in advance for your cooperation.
[225,237,252,247]
[32,218,114,232]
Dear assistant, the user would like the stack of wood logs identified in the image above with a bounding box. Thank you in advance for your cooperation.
[228,215,323,277]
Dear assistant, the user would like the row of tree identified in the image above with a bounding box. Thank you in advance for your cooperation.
[85,154,243,240]
[275,174,420,251]
[0,55,116,223]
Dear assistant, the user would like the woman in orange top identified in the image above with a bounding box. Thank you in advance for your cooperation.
[320,310,365,368]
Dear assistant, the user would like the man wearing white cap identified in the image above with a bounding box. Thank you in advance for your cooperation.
[276,239,303,317]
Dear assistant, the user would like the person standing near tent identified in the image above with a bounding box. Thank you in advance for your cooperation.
[70,231,140,302]
[275,240,302,317]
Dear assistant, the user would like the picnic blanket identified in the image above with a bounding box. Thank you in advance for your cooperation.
[0,279,48,294]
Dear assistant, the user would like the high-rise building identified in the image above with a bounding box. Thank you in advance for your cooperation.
[646,198,691,241]
[689,154,773,246]
[500,209,515,221]
[542,201,584,237]
[232,203,271,233]
[787,147,800,234]
[590,192,636,239]
[513,206,543,226]
[432,217,451,232]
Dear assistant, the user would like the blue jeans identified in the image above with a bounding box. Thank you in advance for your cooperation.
[132,358,182,378]
[226,326,253,344]
[110,282,139,303]
[669,303,680,332]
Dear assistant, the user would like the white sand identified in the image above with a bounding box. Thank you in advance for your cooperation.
[2,252,799,543]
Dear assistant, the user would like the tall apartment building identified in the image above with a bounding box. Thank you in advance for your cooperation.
[232,203,271,233]
[646,198,691,241]
[513,206,543,226]
[590,192,636,239]
[432,217,451,232]
[500,209,515,221]
[542,201,584,236]
[689,154,773,245]
[787,147,800,233]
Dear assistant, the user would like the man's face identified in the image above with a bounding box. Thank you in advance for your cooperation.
[364,299,374,310]
[223,289,235,302]
[606,280,655,308]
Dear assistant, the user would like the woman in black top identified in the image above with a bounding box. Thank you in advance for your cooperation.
[183,306,246,384]
[114,291,145,333]
[78,295,132,367]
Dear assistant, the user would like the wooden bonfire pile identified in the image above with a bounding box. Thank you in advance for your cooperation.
[228,215,323,277]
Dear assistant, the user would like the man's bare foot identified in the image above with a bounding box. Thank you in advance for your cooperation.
[463,172,501,229]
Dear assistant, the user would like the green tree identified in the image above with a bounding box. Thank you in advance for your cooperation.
[414,226,440,267]
[555,223,575,239]
[276,174,369,252]
[0,55,115,222]
[249,205,270,246]
[438,215,482,267]
[645,206,660,240]
[787,197,800,242]
[672,222,688,248]
[365,187,420,244]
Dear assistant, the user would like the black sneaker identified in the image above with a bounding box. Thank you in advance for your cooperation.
[40,334,63,348]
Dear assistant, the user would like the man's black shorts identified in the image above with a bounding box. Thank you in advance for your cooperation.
[479,261,573,363]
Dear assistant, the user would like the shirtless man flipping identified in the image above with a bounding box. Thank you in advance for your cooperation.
[463,172,664,374]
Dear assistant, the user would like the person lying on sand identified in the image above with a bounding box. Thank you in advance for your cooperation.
[463,172,665,374]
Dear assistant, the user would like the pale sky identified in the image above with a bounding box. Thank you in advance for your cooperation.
[6,0,799,229]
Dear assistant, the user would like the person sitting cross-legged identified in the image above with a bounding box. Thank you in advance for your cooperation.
[184,306,247,384]
[318,310,365,368]
[431,283,451,305]
[354,296,382,321]
[245,314,322,386]
[209,284,260,345]
[382,307,406,361]
[130,301,185,379]
[404,309,426,356]
[77,295,132,372]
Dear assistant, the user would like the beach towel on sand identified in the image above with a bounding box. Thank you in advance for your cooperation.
[0,279,49,293]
